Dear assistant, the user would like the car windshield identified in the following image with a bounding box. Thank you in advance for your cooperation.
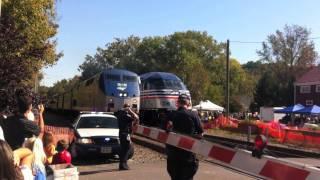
[77,116,118,129]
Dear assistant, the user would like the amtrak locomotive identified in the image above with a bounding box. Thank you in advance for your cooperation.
[49,69,140,112]
[139,72,191,126]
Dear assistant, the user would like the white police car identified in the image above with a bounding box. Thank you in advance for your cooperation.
[70,112,120,158]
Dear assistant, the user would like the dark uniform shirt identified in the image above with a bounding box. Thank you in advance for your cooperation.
[115,110,134,134]
[166,107,203,160]
[0,115,40,150]
[170,107,203,135]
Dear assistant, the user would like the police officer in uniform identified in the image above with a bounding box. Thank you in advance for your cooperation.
[166,94,203,180]
[115,104,139,170]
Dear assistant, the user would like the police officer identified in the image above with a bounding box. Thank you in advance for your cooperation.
[115,104,139,170]
[166,94,203,180]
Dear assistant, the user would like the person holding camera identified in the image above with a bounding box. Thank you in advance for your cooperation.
[1,96,41,150]
[114,104,139,170]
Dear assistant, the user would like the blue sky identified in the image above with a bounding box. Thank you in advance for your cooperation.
[43,0,320,86]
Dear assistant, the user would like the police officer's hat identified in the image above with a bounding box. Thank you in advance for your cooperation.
[178,94,190,102]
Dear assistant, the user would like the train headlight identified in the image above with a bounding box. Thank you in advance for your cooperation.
[123,93,127,97]
[119,93,123,97]
[133,99,137,103]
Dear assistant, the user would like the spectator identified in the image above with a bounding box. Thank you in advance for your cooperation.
[43,131,57,164]
[0,140,34,180]
[0,125,4,141]
[23,137,47,178]
[35,104,45,139]
[1,96,40,150]
[52,140,72,164]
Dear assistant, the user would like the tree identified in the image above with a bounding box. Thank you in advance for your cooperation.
[78,36,141,80]
[258,25,317,71]
[0,0,61,88]
[254,25,318,106]
[47,76,80,98]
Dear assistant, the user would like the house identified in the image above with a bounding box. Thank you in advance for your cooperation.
[294,67,320,106]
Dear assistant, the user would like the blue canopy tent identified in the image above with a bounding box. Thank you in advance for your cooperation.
[274,104,305,113]
[295,105,320,114]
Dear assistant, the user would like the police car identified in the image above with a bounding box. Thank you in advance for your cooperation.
[70,112,120,158]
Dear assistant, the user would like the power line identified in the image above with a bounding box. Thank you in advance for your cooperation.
[230,36,320,44]
[230,41,262,44]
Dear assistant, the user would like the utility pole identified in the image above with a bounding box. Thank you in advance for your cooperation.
[226,39,230,120]
[0,0,2,17]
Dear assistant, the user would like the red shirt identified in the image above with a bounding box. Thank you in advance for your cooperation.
[52,150,72,164]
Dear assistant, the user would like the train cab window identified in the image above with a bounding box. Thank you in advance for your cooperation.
[163,79,185,90]
[144,78,185,90]
[105,74,121,81]
[123,75,137,82]
[144,79,165,90]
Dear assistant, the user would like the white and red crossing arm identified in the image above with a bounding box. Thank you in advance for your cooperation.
[133,125,320,180]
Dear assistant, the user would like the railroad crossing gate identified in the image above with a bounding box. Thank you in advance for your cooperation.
[134,125,320,180]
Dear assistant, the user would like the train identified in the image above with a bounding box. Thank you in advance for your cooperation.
[48,69,140,113]
[139,72,191,126]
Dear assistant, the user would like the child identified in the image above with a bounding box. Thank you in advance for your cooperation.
[43,132,56,164]
[52,140,71,164]
[23,137,47,179]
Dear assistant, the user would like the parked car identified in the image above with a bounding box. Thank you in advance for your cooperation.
[70,112,120,158]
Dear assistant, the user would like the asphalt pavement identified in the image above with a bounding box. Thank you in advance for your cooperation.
[78,160,254,180]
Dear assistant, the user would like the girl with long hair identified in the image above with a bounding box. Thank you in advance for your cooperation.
[0,140,34,180]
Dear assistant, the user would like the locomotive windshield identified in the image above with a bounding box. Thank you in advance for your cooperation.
[144,78,186,90]
[123,75,138,82]
[105,74,121,81]
[100,69,140,98]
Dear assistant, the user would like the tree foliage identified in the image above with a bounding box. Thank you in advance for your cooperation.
[47,76,80,98]
[0,0,61,113]
[253,25,318,108]
[0,0,61,88]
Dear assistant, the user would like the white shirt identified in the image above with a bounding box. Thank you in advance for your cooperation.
[0,126,4,141]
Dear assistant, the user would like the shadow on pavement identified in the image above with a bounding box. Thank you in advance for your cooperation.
[73,156,119,166]
[80,168,119,175]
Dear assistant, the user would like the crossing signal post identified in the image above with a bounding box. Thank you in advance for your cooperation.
[225,39,230,121]
[252,134,267,159]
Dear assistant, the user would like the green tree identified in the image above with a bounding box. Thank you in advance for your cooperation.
[0,0,61,112]
[255,25,318,106]
[47,76,80,97]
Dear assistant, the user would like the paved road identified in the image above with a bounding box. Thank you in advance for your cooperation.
[78,160,254,180]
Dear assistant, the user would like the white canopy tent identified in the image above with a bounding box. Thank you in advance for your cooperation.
[193,100,224,112]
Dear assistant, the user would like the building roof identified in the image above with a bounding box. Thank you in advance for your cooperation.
[295,67,320,85]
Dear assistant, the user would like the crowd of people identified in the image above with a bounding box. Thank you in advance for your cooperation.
[279,114,320,127]
[0,95,71,180]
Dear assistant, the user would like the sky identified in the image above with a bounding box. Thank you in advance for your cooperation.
[43,0,320,86]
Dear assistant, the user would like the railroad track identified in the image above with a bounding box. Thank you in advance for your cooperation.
[132,134,265,180]
[203,134,320,159]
